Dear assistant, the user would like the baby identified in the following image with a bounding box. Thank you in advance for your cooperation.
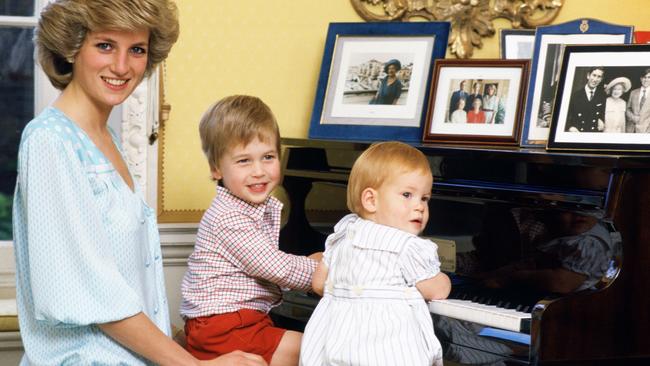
[300,141,451,366]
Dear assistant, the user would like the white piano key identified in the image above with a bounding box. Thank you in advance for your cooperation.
[428,299,531,332]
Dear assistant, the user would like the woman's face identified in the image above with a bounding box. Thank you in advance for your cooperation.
[70,28,149,110]
[611,84,624,98]
[457,98,465,110]
[487,85,495,96]
[473,98,481,109]
[387,64,397,76]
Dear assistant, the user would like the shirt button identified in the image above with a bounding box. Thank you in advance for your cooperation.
[352,285,364,296]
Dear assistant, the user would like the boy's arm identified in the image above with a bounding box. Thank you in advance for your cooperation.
[308,251,323,262]
[218,218,317,291]
[415,272,451,301]
[311,261,329,296]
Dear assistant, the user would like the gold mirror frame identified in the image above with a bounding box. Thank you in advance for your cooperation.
[350,0,564,58]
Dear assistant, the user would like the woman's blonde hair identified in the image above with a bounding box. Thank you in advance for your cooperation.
[35,0,179,90]
[347,141,432,215]
[199,95,281,174]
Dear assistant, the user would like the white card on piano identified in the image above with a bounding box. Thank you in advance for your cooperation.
[425,237,456,272]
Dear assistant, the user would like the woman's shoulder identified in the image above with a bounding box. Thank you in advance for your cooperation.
[21,107,78,146]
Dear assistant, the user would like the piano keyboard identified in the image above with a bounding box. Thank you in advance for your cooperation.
[428,299,531,333]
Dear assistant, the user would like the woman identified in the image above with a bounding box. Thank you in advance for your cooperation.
[449,98,467,123]
[604,76,631,133]
[13,1,265,365]
[482,84,500,124]
[466,97,486,123]
[369,59,403,105]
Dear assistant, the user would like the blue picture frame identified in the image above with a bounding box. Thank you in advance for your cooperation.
[520,19,633,147]
[308,22,450,142]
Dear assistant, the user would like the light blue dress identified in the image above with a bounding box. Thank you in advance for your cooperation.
[12,107,170,365]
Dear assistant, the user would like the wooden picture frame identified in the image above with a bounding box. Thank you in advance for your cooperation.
[422,59,529,146]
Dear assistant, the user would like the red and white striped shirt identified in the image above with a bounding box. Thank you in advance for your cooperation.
[180,186,316,318]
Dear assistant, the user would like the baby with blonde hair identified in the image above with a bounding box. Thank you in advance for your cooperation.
[300,141,450,366]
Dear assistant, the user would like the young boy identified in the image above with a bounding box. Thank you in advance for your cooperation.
[181,95,321,366]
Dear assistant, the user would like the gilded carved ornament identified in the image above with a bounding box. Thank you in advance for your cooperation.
[350,0,564,58]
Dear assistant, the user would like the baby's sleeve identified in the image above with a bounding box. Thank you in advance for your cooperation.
[399,237,442,286]
[322,214,357,267]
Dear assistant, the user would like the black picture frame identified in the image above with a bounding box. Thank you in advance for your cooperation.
[500,28,536,60]
[548,44,650,152]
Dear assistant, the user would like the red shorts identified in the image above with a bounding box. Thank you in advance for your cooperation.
[184,309,286,364]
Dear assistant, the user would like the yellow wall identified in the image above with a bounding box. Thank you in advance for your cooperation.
[161,0,650,216]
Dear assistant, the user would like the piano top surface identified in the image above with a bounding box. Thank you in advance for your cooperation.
[282,137,650,170]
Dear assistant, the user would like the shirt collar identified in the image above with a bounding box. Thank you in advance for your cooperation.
[216,185,282,221]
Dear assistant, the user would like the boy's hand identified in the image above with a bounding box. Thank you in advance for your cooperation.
[308,252,323,262]
[201,350,267,366]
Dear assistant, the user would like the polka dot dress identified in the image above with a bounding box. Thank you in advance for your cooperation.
[12,107,170,365]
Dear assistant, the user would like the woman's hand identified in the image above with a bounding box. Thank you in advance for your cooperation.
[201,351,267,366]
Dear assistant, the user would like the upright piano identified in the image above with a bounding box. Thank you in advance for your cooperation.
[272,137,650,365]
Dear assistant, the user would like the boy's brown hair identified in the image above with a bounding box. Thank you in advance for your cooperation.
[347,141,432,215]
[199,95,281,173]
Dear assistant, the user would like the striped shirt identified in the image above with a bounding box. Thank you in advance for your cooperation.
[180,186,316,318]
[300,214,444,366]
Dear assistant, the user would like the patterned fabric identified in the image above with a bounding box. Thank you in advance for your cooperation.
[511,208,615,290]
[536,222,613,291]
[300,214,444,366]
[180,186,316,318]
[12,107,170,365]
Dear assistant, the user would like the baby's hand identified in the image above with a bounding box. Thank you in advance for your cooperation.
[308,252,323,262]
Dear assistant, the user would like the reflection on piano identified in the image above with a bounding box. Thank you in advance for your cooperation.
[273,138,650,365]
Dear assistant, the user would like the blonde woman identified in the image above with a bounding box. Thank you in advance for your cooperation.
[13,1,265,365]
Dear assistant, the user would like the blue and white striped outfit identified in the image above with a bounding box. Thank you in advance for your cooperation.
[12,107,170,365]
[300,214,444,366]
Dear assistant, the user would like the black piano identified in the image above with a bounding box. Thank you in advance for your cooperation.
[272,137,650,365]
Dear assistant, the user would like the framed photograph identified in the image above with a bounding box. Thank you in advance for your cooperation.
[308,22,450,142]
[520,18,633,147]
[548,44,650,152]
[422,59,529,146]
[500,29,536,60]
